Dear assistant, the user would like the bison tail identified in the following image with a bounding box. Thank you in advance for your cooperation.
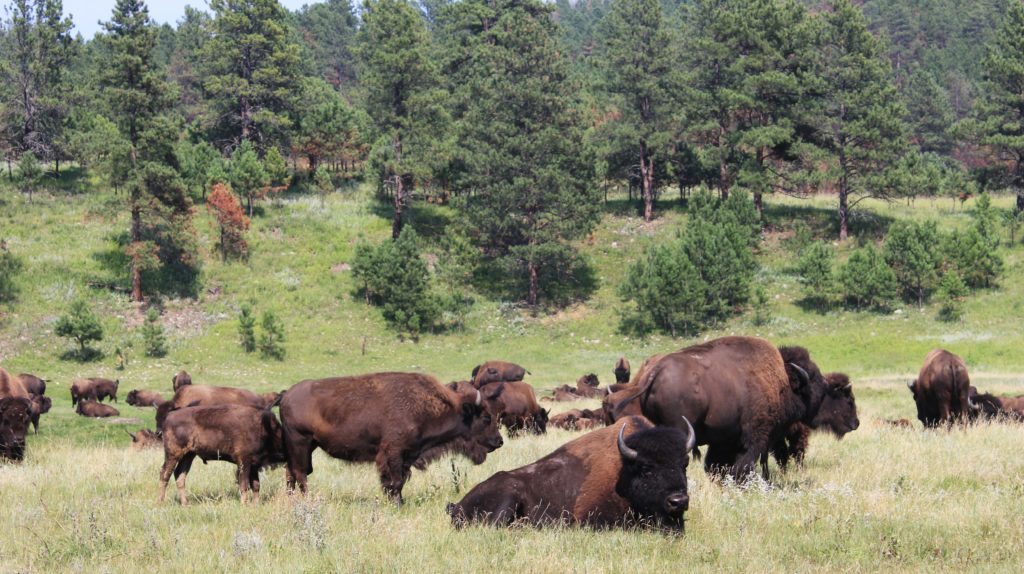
[610,360,663,420]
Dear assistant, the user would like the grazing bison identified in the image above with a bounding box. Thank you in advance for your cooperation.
[126,389,166,407]
[18,373,46,396]
[280,372,505,503]
[472,361,529,387]
[908,349,971,427]
[480,381,548,437]
[92,378,119,402]
[76,400,120,418]
[71,377,118,405]
[574,374,604,398]
[447,416,696,531]
[612,337,854,480]
[172,370,193,392]
[613,357,631,385]
[549,408,605,431]
[0,396,32,461]
[159,404,286,505]
[127,428,162,450]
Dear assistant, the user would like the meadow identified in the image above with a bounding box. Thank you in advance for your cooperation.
[2,177,1024,571]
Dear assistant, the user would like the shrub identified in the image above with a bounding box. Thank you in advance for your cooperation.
[796,241,836,308]
[258,310,286,360]
[936,272,968,322]
[141,308,167,357]
[944,227,1003,289]
[0,243,23,302]
[752,286,771,327]
[17,152,43,200]
[618,240,707,337]
[838,245,898,310]
[883,220,942,306]
[238,304,256,353]
[55,299,104,359]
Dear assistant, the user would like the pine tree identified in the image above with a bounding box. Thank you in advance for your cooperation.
[16,151,42,200]
[141,308,167,357]
[230,140,269,217]
[54,299,104,359]
[238,303,256,352]
[294,0,359,89]
[883,220,943,306]
[796,241,836,308]
[257,310,285,360]
[618,239,706,337]
[838,244,898,309]
[936,271,967,322]
[207,182,250,260]
[903,68,956,155]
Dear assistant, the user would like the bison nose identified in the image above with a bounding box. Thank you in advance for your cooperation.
[853,417,860,430]
[666,492,689,513]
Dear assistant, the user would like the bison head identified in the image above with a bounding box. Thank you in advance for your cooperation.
[126,390,141,406]
[809,373,859,437]
[127,428,162,450]
[613,357,631,384]
[260,409,288,466]
[172,370,192,392]
[615,418,696,532]
[967,386,1003,420]
[460,386,505,463]
[0,397,32,461]
[528,408,549,435]
[577,374,600,388]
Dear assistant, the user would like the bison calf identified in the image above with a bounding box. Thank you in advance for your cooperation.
[76,400,119,418]
[159,405,285,505]
[448,416,696,531]
[0,397,32,461]
[127,428,163,450]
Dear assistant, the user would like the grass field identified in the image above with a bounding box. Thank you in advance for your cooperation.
[2,175,1024,571]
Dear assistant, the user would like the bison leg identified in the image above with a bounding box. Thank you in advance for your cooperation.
[158,453,180,503]
[174,453,197,506]
[283,428,314,494]
[236,461,251,504]
[375,448,408,505]
[249,467,262,504]
[703,443,738,482]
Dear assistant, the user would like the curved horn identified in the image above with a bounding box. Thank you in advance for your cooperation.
[968,396,980,411]
[475,389,482,406]
[788,363,809,384]
[907,380,915,390]
[125,429,136,440]
[681,416,696,453]
[617,423,639,461]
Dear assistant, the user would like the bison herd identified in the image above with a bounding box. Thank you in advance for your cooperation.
[0,337,1021,532]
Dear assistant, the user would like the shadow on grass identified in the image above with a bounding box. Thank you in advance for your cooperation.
[471,251,599,311]
[368,197,456,241]
[60,347,105,362]
[763,200,896,241]
[91,231,200,300]
[602,196,690,218]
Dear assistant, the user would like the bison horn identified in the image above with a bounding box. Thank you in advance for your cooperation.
[907,380,915,390]
[682,416,696,453]
[475,389,482,406]
[969,397,980,411]
[788,363,809,385]
[125,429,136,440]
[617,423,639,461]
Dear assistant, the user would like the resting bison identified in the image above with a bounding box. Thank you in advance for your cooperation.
[613,357,631,384]
[126,389,166,407]
[968,386,1024,421]
[0,396,32,461]
[908,349,971,427]
[480,381,548,437]
[76,400,119,418]
[280,372,505,503]
[171,384,278,410]
[574,374,604,398]
[17,373,46,396]
[172,370,193,392]
[127,428,163,450]
[549,408,605,431]
[881,418,914,428]
[762,371,860,472]
[472,361,529,387]
[159,405,286,505]
[447,416,695,531]
[612,337,854,480]
[542,386,586,402]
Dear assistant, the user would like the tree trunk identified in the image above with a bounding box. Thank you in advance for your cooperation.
[391,135,404,239]
[754,147,765,219]
[55,158,59,175]
[838,148,849,242]
[1017,187,1023,214]
[639,141,654,222]
[247,194,253,219]
[528,259,539,306]
[130,193,143,302]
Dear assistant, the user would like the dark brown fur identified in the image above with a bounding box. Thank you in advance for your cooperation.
[171,384,273,410]
[549,409,605,431]
[479,381,548,437]
[126,389,166,407]
[613,357,631,384]
[172,370,193,392]
[909,349,971,428]
[472,361,529,387]
[17,373,46,396]
[574,374,604,398]
[127,428,162,450]
[76,399,120,418]
[0,396,32,461]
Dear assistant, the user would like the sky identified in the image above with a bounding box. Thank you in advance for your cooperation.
[64,0,312,38]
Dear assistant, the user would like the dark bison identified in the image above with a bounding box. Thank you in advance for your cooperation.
[27,395,51,433]
[280,372,505,503]
[17,373,46,396]
[549,408,605,431]
[601,354,665,424]
[172,370,193,392]
[76,400,119,418]
[472,361,529,387]
[126,389,166,407]
[574,374,604,398]
[968,386,1024,421]
[127,428,163,450]
[908,349,971,427]
[447,416,696,531]
[612,337,855,480]
[0,368,49,433]
[480,381,548,437]
[0,396,32,461]
[613,357,631,384]
[762,371,860,473]
[158,404,286,505]
[71,377,119,405]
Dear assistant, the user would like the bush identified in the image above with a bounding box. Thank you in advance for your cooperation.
[838,245,898,310]
[796,241,836,308]
[258,311,286,361]
[352,226,439,338]
[752,286,771,327]
[238,304,256,353]
[936,272,968,322]
[618,240,707,337]
[55,299,104,360]
[141,308,167,357]
[883,220,942,306]
[944,227,1003,289]
[0,244,23,302]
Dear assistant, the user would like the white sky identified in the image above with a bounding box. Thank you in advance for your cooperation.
[62,0,313,38]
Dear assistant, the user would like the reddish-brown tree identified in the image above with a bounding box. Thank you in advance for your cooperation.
[207,183,250,260]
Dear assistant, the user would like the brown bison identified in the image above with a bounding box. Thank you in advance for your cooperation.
[472,361,529,387]
[574,374,604,398]
[280,372,505,503]
[0,368,49,433]
[968,386,1024,421]
[544,386,584,402]
[447,416,696,531]
[71,377,119,405]
[17,373,46,396]
[126,389,166,407]
[908,349,971,427]
[127,428,162,450]
[601,354,665,424]
[549,408,605,431]
[27,395,51,433]
[881,418,914,428]
[171,384,278,410]
[76,400,120,418]
[0,396,32,461]
[613,357,631,384]
[612,337,856,480]
[480,381,548,437]
[158,404,286,505]
[172,370,193,391]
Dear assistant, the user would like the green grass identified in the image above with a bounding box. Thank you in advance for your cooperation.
[3,174,1024,570]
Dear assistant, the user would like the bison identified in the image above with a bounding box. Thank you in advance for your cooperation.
[544,386,585,402]
[126,389,166,407]
[172,370,193,392]
[480,381,548,437]
[447,416,696,531]
[0,396,32,461]
[27,395,51,433]
[171,384,278,410]
[549,408,605,431]
[574,374,604,398]
[613,357,631,384]
[76,399,119,418]
[280,372,505,503]
[0,368,50,433]
[71,377,119,405]
[158,404,286,505]
[17,373,46,396]
[908,349,971,427]
[472,361,529,387]
[967,386,1024,421]
[127,428,162,450]
[612,337,856,480]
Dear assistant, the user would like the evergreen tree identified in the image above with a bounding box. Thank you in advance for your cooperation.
[883,219,943,306]
[230,140,269,217]
[238,303,256,352]
[903,68,956,155]
[838,244,898,309]
[292,78,363,173]
[201,0,302,149]
[16,150,41,200]
[448,0,600,306]
[100,0,199,301]
[54,299,104,359]
[598,0,675,221]
[618,239,706,337]
[141,307,167,357]
[796,240,836,308]
[358,0,446,239]
[936,271,967,322]
[257,310,285,360]
[294,0,359,89]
